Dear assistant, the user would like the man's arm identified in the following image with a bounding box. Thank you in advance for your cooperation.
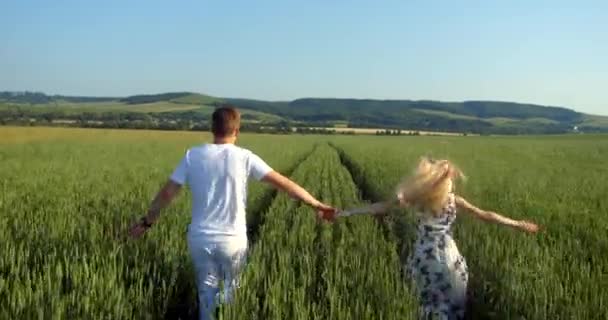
[261,171,335,220]
[129,179,182,238]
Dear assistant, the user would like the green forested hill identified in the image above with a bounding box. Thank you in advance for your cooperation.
[1,91,605,134]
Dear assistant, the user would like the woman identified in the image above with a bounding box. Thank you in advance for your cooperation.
[338,157,539,319]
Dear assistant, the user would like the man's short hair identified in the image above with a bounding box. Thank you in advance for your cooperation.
[212,105,241,137]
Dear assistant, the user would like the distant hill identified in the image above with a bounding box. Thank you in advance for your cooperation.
[119,92,223,106]
[226,98,580,122]
[0,91,118,104]
[222,98,598,134]
[1,91,606,134]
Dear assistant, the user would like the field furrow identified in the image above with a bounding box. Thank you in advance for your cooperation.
[224,143,418,319]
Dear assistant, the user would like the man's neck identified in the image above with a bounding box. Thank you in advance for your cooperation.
[213,136,236,145]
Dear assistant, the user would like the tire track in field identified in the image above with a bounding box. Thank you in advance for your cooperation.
[224,143,417,319]
[224,144,331,319]
[246,143,321,245]
[318,144,418,319]
[329,143,398,239]
[329,142,409,248]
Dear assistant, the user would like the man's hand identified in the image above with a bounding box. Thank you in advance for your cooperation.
[128,180,182,239]
[128,217,153,238]
[315,203,337,222]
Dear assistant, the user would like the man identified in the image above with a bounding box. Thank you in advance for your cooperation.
[128,106,336,320]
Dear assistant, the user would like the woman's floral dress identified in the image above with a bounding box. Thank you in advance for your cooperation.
[406,192,468,319]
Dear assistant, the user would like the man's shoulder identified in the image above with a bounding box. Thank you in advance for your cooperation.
[235,145,252,152]
[184,144,208,155]
[187,144,264,161]
[231,145,257,157]
[231,146,269,166]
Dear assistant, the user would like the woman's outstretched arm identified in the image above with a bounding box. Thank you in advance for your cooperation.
[339,197,403,217]
[455,195,539,233]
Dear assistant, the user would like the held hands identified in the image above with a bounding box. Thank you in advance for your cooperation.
[314,202,338,222]
[517,220,540,233]
[128,216,154,238]
[397,192,409,207]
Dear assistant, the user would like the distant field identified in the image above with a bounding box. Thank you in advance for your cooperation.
[121,102,203,113]
[487,116,560,125]
[0,100,200,113]
[300,126,469,136]
[412,108,562,126]
[411,108,480,121]
[1,126,606,319]
[580,114,608,127]
[169,93,222,106]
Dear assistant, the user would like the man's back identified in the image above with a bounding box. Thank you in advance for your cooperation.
[170,143,272,238]
[128,106,335,320]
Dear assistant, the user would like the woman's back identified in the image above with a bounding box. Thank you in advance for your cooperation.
[414,192,458,237]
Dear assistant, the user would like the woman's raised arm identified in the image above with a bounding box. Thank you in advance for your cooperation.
[455,195,539,233]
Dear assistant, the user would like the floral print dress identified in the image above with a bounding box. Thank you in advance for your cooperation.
[406,192,468,319]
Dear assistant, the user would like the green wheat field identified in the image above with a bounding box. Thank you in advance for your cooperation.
[1,127,606,319]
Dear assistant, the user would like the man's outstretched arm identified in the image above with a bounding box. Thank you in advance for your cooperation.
[129,179,182,238]
[261,171,336,220]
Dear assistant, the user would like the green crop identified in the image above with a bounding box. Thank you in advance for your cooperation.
[1,127,606,319]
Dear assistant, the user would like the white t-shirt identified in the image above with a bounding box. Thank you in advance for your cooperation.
[170,143,273,238]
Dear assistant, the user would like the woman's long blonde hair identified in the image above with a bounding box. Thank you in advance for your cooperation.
[396,157,465,216]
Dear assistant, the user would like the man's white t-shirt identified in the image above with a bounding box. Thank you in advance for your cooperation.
[170,144,273,238]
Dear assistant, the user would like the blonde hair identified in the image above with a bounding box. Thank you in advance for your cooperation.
[396,157,464,216]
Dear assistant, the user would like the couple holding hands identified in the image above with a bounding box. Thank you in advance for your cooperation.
[129,106,539,320]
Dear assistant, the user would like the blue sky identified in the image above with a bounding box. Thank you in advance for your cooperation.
[1,0,606,114]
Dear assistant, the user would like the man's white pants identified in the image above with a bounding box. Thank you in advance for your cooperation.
[187,233,248,320]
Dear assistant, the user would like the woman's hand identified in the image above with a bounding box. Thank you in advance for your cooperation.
[397,192,409,207]
[315,203,337,222]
